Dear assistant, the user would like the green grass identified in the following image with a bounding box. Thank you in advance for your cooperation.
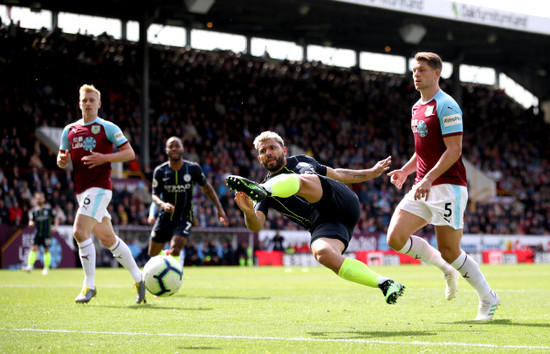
[1,264,549,353]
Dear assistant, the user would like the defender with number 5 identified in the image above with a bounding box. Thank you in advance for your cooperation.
[386,52,499,321]
[148,136,228,262]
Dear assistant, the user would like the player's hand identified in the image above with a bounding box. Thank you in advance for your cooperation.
[387,169,407,189]
[414,178,433,201]
[218,210,229,227]
[161,202,175,214]
[234,192,254,212]
[371,156,392,177]
[82,151,109,168]
[57,150,70,168]
[147,216,156,225]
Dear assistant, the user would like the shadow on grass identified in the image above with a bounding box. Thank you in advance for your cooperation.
[99,304,213,311]
[444,319,550,327]
[307,330,437,339]
[181,295,271,301]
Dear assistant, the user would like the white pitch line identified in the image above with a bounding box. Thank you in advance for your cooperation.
[1,328,549,350]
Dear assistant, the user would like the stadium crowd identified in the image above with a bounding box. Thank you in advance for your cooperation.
[1,22,549,261]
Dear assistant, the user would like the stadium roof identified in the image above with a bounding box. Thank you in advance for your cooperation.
[4,0,550,101]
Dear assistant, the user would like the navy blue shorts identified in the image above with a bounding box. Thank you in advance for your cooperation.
[309,177,360,252]
[33,234,52,248]
[150,215,193,244]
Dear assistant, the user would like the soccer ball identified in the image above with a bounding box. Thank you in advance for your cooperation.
[143,255,184,297]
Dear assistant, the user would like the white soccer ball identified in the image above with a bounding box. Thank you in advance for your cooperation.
[143,255,184,297]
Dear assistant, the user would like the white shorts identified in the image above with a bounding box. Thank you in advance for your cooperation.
[76,187,112,223]
[396,184,468,230]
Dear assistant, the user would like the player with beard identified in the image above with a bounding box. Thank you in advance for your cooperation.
[148,136,228,262]
[227,131,405,304]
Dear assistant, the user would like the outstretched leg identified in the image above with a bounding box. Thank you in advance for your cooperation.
[312,238,405,305]
[388,209,459,300]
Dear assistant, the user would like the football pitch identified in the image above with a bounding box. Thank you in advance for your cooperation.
[1,264,549,353]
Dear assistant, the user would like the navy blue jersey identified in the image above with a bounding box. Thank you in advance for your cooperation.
[152,160,207,222]
[255,155,329,231]
[31,206,56,238]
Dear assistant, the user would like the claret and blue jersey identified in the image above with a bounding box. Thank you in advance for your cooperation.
[59,117,128,194]
[411,89,467,187]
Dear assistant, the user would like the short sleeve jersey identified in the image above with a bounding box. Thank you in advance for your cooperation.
[31,206,56,238]
[152,161,207,223]
[411,89,467,187]
[255,155,328,231]
[59,117,128,194]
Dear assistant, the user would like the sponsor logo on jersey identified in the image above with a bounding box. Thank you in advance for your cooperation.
[114,131,124,141]
[296,162,315,174]
[91,125,101,134]
[443,114,462,127]
[412,119,428,137]
[164,184,192,192]
[72,136,84,149]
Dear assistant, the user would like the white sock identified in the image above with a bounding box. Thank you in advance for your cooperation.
[78,238,96,289]
[398,235,455,274]
[108,236,142,283]
[451,250,492,301]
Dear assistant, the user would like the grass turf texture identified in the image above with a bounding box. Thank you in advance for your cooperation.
[1,264,549,353]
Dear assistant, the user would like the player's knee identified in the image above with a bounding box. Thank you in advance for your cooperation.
[312,246,334,266]
[439,248,459,263]
[386,233,406,251]
[73,228,90,243]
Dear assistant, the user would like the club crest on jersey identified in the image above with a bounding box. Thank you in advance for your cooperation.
[184,174,192,182]
[425,105,434,117]
[91,125,101,134]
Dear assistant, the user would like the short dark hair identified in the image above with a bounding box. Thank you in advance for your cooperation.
[414,52,442,71]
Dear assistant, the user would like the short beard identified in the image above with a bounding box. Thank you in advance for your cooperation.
[263,155,285,173]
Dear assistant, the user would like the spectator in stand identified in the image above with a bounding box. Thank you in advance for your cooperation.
[0,199,10,224]
[8,199,23,226]
[270,231,285,251]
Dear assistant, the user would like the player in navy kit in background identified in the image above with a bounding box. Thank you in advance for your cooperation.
[23,191,60,275]
[148,136,228,261]
[386,52,499,320]
[227,131,405,304]
[57,84,146,304]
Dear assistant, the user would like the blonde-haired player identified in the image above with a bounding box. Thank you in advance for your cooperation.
[58,84,146,304]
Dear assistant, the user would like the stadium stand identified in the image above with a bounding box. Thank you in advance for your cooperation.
[1,22,549,263]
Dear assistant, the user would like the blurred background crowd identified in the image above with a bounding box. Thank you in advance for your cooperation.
[1,23,549,251]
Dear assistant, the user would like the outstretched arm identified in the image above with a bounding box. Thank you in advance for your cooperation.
[202,182,229,226]
[326,156,392,184]
[387,153,417,190]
